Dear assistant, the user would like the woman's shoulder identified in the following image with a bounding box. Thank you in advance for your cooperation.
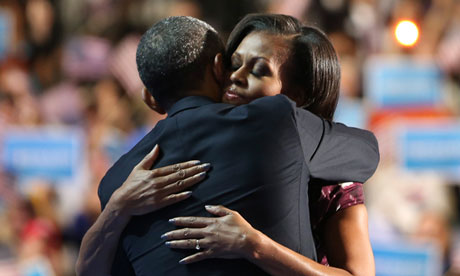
[309,181,365,230]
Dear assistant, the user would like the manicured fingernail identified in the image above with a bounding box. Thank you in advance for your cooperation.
[197,172,206,179]
[192,160,201,165]
[205,205,214,209]
[168,218,176,223]
[165,241,172,247]
[160,233,167,239]
[200,163,211,170]
[183,191,193,196]
[179,258,186,264]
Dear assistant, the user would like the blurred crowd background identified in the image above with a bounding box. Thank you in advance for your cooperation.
[0,0,459,275]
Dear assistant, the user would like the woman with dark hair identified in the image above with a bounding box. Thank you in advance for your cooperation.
[162,14,375,276]
[224,14,340,120]
[78,14,376,276]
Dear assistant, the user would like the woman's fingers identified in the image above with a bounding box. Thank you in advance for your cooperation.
[151,160,208,177]
[162,227,205,241]
[161,172,206,195]
[204,205,233,217]
[179,250,214,264]
[152,163,211,188]
[163,209,251,262]
[165,238,216,263]
[136,144,160,170]
[143,168,209,210]
[168,216,214,227]
[165,239,198,249]
[157,191,193,208]
[134,145,203,174]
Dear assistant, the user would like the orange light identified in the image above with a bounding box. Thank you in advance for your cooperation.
[395,20,419,47]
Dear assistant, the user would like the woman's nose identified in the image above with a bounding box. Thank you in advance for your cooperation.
[230,68,248,87]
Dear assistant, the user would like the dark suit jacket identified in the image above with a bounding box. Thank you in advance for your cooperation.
[98,95,379,276]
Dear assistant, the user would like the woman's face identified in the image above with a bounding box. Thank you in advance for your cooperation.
[222,32,291,105]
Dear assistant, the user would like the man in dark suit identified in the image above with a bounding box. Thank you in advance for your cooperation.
[77,16,378,276]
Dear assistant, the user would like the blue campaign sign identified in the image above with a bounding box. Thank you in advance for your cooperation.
[1,127,84,181]
[364,56,442,108]
[400,123,460,179]
[0,10,11,60]
[373,241,442,276]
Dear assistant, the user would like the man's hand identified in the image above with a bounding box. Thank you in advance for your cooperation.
[109,144,211,217]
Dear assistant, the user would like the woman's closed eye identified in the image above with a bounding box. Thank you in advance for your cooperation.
[230,54,273,78]
[251,64,271,77]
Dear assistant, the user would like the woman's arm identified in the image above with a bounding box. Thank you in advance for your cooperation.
[322,204,375,276]
[163,205,373,276]
[76,145,210,276]
[76,193,131,276]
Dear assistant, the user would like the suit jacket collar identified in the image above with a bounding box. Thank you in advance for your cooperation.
[167,96,216,117]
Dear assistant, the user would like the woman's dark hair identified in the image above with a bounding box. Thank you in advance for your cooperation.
[226,14,340,120]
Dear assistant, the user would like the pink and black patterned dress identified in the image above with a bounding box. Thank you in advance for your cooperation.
[309,181,365,265]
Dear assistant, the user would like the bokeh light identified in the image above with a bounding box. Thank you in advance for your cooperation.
[395,20,419,47]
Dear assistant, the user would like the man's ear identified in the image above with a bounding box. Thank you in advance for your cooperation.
[142,87,166,114]
[212,53,224,86]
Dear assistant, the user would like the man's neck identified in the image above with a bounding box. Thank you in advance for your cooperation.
[164,92,218,114]
[184,88,220,102]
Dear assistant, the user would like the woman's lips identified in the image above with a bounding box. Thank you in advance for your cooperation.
[223,88,248,104]
[224,90,242,100]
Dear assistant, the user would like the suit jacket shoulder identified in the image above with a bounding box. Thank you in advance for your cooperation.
[293,105,379,183]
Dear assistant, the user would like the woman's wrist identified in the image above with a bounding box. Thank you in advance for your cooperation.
[106,190,132,222]
[242,228,267,261]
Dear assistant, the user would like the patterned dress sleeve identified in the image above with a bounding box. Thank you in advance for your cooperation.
[309,181,365,266]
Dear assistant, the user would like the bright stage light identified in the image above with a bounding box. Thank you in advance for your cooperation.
[395,20,419,47]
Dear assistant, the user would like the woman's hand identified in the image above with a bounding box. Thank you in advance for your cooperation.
[162,204,363,276]
[78,144,211,276]
[162,205,260,264]
[109,144,211,217]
